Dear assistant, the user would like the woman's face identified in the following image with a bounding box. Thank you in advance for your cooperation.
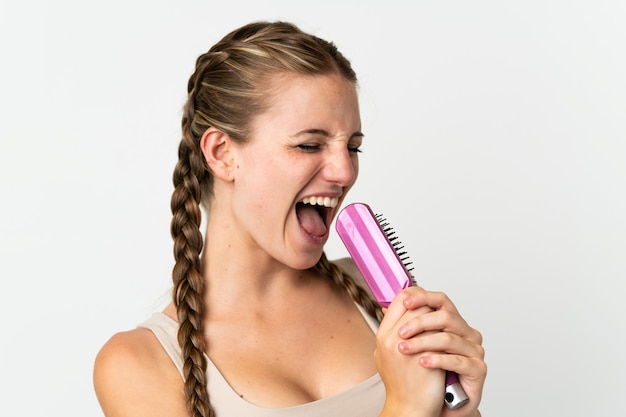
[229,72,362,269]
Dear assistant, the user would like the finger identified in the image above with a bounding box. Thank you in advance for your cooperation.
[398,309,482,344]
[418,352,488,386]
[397,331,485,360]
[401,288,460,316]
[418,353,487,415]
[378,291,411,329]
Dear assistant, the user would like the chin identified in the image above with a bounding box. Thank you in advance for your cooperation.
[285,251,324,271]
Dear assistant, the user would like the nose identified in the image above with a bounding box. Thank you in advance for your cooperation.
[324,148,358,187]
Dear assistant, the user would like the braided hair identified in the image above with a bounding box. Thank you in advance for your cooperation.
[169,21,381,417]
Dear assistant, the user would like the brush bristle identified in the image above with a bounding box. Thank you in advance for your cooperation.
[375,213,416,281]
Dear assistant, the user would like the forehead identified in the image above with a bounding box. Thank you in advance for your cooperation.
[266,71,357,98]
[255,72,361,131]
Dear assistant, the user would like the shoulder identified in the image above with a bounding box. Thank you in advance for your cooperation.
[93,328,186,417]
[332,257,373,297]
[94,328,162,375]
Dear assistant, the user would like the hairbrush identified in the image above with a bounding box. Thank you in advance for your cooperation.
[335,202,469,410]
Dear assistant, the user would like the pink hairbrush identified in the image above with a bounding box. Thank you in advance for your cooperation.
[336,202,469,410]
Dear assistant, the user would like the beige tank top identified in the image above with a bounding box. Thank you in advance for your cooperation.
[138,305,384,417]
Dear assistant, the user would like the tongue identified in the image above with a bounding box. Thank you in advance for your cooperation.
[297,205,327,236]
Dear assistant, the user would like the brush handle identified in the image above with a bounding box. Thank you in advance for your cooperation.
[336,202,468,410]
[445,369,470,409]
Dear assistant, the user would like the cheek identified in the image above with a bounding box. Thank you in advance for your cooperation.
[237,148,275,181]
[236,157,285,209]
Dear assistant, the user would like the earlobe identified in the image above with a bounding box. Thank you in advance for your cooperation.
[200,127,236,181]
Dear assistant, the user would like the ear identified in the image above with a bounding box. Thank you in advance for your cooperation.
[200,127,236,181]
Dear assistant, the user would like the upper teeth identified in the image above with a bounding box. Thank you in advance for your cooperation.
[301,196,339,208]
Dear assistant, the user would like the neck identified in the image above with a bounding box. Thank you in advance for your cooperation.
[199,206,321,314]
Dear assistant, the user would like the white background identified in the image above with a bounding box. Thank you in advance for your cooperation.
[1,1,625,416]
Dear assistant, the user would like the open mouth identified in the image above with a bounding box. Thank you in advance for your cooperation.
[295,196,339,238]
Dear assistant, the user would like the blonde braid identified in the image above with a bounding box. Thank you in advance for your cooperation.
[169,56,221,417]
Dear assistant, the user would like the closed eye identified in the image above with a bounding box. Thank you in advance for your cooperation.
[297,144,321,152]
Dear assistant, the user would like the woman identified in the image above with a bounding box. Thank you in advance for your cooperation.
[93,21,486,417]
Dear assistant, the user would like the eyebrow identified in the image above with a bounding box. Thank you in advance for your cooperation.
[294,128,365,139]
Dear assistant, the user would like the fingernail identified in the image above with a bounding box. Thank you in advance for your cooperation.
[398,342,410,353]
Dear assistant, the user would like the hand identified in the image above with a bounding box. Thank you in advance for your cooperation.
[390,287,487,417]
[375,289,445,417]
